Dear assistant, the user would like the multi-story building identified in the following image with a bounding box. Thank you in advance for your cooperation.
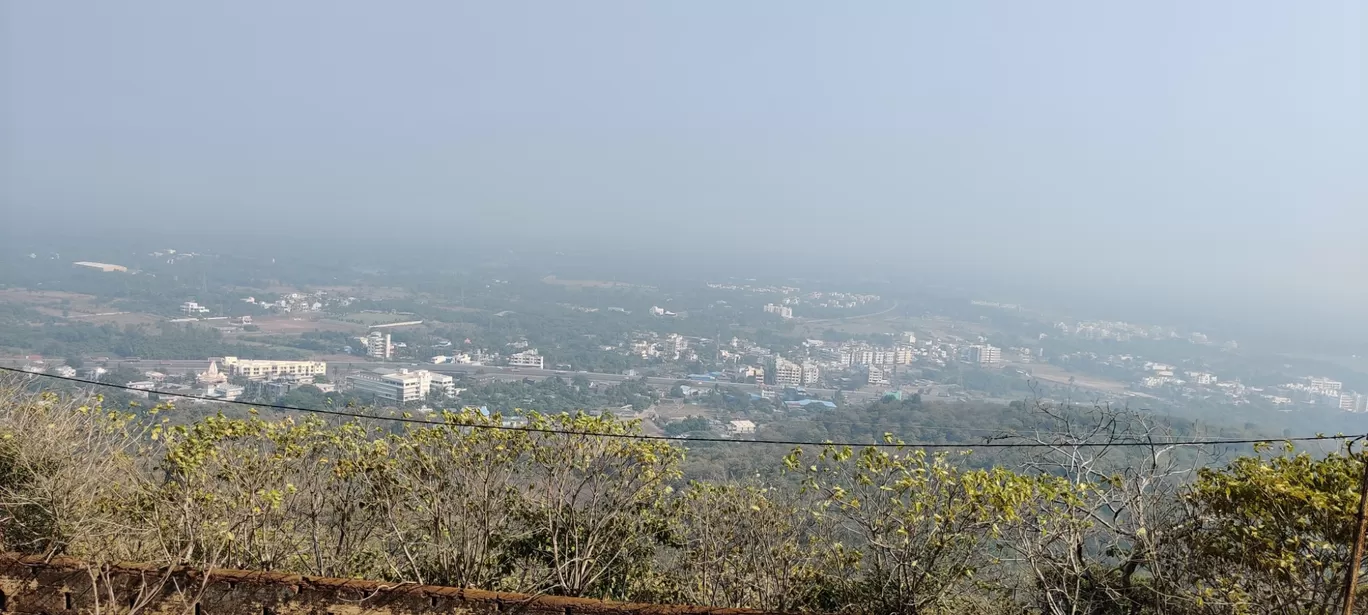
[773,357,803,387]
[181,301,210,315]
[363,332,393,360]
[221,356,327,380]
[508,350,545,369]
[663,334,689,358]
[965,345,1002,366]
[1340,393,1367,413]
[346,368,449,403]
[894,345,915,365]
[867,366,889,386]
[1307,377,1343,397]
[800,362,821,386]
[763,304,794,318]
[1186,371,1218,386]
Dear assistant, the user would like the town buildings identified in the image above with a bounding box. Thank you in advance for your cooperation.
[773,356,803,387]
[362,332,393,360]
[965,344,1002,366]
[345,368,454,403]
[508,350,545,369]
[221,357,327,380]
[763,304,794,318]
[728,419,756,435]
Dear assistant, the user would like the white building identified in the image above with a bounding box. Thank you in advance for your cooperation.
[663,334,689,358]
[346,368,448,403]
[73,261,128,273]
[221,357,327,380]
[763,303,794,318]
[867,366,889,386]
[894,346,916,365]
[728,420,757,435]
[181,301,210,315]
[773,356,803,387]
[801,362,821,386]
[362,332,393,360]
[508,350,545,369]
[1306,377,1343,397]
[1186,371,1218,386]
[428,372,456,397]
[965,345,1002,366]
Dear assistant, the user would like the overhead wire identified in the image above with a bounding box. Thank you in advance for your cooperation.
[0,366,1356,449]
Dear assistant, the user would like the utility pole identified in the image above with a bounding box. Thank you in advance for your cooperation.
[1342,441,1368,615]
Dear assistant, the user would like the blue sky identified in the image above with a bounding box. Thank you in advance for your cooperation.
[3,1,1363,322]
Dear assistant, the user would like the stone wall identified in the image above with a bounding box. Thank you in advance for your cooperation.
[0,554,764,615]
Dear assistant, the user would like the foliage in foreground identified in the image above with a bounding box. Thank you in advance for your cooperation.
[1,380,1366,615]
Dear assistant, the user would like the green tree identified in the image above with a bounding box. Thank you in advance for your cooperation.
[1181,442,1367,614]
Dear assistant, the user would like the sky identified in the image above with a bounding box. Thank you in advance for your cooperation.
[2,2,1364,328]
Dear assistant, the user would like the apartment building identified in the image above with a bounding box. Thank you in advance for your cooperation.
[362,332,393,360]
[220,356,327,380]
[801,362,821,386]
[763,303,794,318]
[965,344,1002,366]
[663,334,689,358]
[773,356,803,387]
[346,368,454,403]
[508,350,545,369]
[894,346,915,365]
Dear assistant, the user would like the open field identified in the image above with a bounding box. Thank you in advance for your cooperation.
[541,275,651,290]
[338,312,423,326]
[70,312,162,326]
[1007,361,1150,397]
[247,316,365,334]
[0,289,162,325]
[313,285,412,300]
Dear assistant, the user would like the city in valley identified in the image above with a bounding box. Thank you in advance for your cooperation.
[2,245,1365,441]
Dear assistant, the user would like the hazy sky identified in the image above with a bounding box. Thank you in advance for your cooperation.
[3,2,1364,316]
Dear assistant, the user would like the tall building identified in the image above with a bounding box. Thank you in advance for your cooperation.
[894,346,915,365]
[1340,393,1367,413]
[663,334,689,358]
[221,356,327,380]
[867,366,889,386]
[800,362,821,386]
[965,345,1002,366]
[346,368,451,403]
[773,357,803,387]
[763,304,794,318]
[363,332,393,360]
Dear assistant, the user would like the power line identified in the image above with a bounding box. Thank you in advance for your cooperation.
[0,366,1356,449]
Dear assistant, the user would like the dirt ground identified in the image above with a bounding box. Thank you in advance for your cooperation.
[541,275,648,289]
[0,289,161,325]
[1008,362,1150,397]
[247,316,365,334]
